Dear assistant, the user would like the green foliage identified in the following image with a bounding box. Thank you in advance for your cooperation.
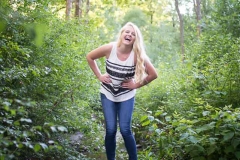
[140,102,240,159]
[0,1,102,159]
[213,0,240,37]
[188,34,240,108]
[133,0,240,159]
[122,8,147,27]
[0,98,67,159]
[1,0,240,159]
[145,22,180,65]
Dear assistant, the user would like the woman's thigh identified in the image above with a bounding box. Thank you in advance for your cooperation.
[101,94,117,131]
[118,97,135,130]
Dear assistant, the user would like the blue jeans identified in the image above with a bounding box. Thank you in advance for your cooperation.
[101,93,137,160]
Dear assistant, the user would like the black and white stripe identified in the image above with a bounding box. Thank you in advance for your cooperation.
[102,59,135,97]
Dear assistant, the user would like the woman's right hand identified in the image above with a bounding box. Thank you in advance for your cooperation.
[98,73,112,84]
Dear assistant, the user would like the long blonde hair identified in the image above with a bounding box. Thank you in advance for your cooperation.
[116,22,148,84]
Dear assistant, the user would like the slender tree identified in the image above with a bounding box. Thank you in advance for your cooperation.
[66,0,72,20]
[193,0,202,37]
[175,0,185,61]
[86,0,90,15]
[75,0,80,18]
[80,0,83,18]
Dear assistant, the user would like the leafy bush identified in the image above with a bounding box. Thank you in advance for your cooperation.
[134,4,240,157]
[188,34,240,108]
[0,1,103,159]
[140,101,240,160]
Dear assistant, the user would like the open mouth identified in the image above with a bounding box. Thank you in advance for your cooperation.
[125,37,131,42]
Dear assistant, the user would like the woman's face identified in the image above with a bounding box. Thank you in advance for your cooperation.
[121,25,136,46]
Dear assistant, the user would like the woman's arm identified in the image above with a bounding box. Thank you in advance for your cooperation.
[142,59,158,85]
[122,58,158,89]
[86,43,112,83]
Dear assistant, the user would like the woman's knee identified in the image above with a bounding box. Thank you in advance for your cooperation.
[105,123,117,136]
[119,124,132,136]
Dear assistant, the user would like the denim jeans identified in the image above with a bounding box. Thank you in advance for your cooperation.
[101,93,137,160]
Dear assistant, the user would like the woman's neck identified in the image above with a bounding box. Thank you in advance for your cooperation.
[118,44,133,54]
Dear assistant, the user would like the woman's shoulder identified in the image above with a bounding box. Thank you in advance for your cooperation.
[107,42,117,48]
[101,42,115,58]
[101,42,115,51]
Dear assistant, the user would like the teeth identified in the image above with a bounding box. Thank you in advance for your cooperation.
[125,36,131,41]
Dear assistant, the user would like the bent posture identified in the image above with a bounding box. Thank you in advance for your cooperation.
[86,22,157,160]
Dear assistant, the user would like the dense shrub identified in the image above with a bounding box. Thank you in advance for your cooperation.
[140,101,240,160]
[134,1,240,158]
[0,1,101,159]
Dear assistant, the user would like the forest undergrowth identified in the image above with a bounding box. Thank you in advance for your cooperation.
[1,0,240,159]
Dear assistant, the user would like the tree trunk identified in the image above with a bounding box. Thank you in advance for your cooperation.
[86,0,90,15]
[150,11,154,25]
[202,0,207,17]
[66,0,72,20]
[172,16,176,27]
[193,0,202,37]
[79,0,82,17]
[75,0,80,18]
[175,0,185,61]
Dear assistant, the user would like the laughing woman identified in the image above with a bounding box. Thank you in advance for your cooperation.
[86,22,158,160]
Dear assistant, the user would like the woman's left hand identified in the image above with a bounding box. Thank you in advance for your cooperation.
[121,79,136,89]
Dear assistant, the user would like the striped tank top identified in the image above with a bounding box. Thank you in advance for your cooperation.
[100,42,136,102]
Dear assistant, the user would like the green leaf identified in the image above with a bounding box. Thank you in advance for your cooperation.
[22,141,33,149]
[207,145,217,155]
[39,143,48,150]
[147,111,152,114]
[48,140,55,145]
[3,105,9,111]
[235,151,240,159]
[232,138,240,149]
[162,112,167,116]
[148,116,154,121]
[190,144,205,156]
[142,120,150,126]
[57,126,67,132]
[4,119,13,125]
[50,126,57,132]
[155,119,165,125]
[3,101,11,107]
[155,129,161,134]
[154,110,163,116]
[172,120,180,126]
[32,126,42,131]
[165,116,171,122]
[34,143,41,152]
[140,115,148,122]
[224,145,234,154]
[180,133,189,140]
[196,122,215,133]
[189,136,199,144]
[202,111,210,116]
[10,109,16,116]
[214,91,221,95]
[20,118,32,123]
[223,132,234,141]
[186,144,205,156]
